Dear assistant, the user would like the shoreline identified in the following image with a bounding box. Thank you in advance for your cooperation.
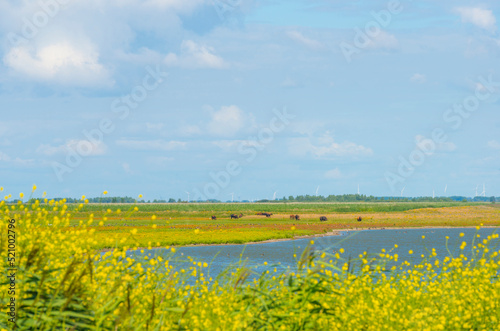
[100,225,500,252]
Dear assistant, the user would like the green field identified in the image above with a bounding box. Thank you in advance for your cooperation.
[58,201,500,249]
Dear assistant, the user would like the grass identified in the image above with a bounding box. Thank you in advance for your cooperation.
[1,196,500,330]
[59,202,500,250]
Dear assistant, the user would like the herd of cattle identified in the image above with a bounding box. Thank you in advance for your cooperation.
[210,214,363,222]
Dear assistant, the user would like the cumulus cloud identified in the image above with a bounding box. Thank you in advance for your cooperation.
[287,31,322,50]
[164,40,226,69]
[455,7,497,32]
[410,73,426,84]
[325,168,342,179]
[289,132,373,159]
[207,105,247,137]
[3,43,113,87]
[37,140,107,156]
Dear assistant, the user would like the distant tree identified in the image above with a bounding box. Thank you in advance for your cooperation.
[168,198,176,203]
[491,196,496,204]
[177,198,181,203]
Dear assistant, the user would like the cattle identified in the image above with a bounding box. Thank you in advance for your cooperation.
[320,216,327,222]
[264,212,272,217]
[357,216,362,222]
[290,214,295,219]
[211,215,217,220]
[230,213,243,219]
[290,214,300,220]
[295,214,300,220]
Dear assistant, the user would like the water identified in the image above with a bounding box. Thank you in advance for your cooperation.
[132,227,500,279]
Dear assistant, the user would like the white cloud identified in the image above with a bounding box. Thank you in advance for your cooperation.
[37,140,107,156]
[287,31,323,50]
[122,162,133,174]
[0,151,10,162]
[415,135,456,152]
[177,125,202,136]
[366,31,398,50]
[145,122,165,132]
[207,105,246,137]
[289,133,373,159]
[3,43,113,87]
[455,7,497,32]
[212,139,260,151]
[325,168,342,179]
[488,140,500,149]
[164,40,226,69]
[0,151,34,166]
[410,73,426,84]
[115,139,186,151]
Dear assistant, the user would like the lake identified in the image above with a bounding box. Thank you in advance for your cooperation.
[132,227,500,279]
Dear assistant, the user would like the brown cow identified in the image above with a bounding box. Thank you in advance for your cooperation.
[290,214,295,220]
[357,216,362,222]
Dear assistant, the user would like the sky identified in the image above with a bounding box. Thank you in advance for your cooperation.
[0,0,499,201]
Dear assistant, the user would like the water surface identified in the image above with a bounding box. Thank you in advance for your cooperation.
[134,227,500,279]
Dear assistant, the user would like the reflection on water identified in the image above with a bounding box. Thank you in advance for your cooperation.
[131,227,500,280]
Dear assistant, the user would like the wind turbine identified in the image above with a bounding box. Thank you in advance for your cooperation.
[481,184,486,197]
[229,193,234,203]
[315,186,319,196]
[475,185,479,197]
[444,184,447,195]
[400,186,405,197]
[272,191,277,200]
[357,184,360,195]
[185,192,190,203]
[432,189,435,199]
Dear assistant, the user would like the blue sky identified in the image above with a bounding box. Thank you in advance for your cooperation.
[0,0,499,200]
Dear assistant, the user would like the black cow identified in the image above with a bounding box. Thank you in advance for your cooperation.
[230,214,238,219]
[211,215,217,220]
[357,216,362,222]
[320,216,327,222]
[295,215,300,220]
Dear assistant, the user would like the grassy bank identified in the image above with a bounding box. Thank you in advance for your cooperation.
[63,202,500,249]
